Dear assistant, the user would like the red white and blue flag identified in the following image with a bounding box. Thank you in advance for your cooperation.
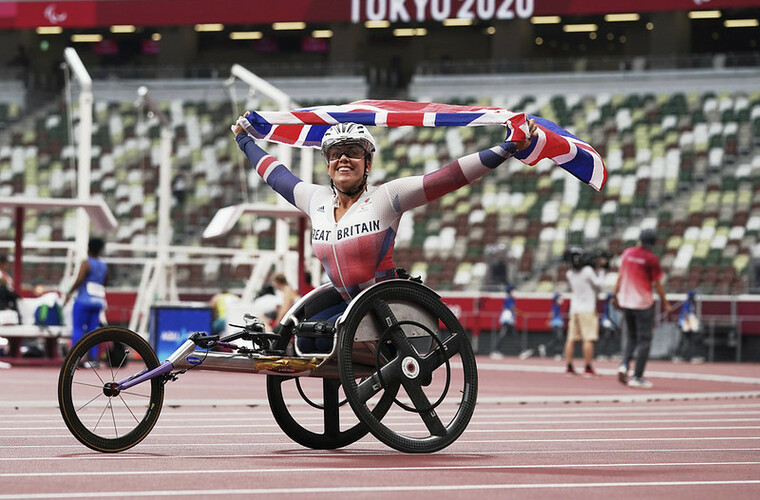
[239,99,607,191]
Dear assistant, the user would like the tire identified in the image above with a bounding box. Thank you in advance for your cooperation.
[58,326,164,453]
[266,374,398,450]
[338,280,478,453]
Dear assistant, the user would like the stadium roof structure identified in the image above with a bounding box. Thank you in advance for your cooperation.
[203,203,310,293]
[203,203,304,240]
[0,196,118,292]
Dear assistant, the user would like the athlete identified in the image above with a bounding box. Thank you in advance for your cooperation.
[64,237,108,365]
[232,115,536,352]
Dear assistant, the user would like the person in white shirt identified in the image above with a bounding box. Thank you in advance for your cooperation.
[564,248,606,376]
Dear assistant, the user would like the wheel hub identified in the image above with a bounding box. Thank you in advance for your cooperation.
[103,382,121,397]
[401,356,420,379]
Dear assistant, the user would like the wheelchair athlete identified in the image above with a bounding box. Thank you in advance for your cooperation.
[232,116,536,353]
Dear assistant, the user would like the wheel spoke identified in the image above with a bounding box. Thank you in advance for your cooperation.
[355,358,402,404]
[109,400,119,438]
[401,380,447,436]
[72,380,109,390]
[322,379,340,439]
[76,392,105,413]
[117,394,143,424]
[93,399,110,431]
[368,300,416,357]
[419,330,464,374]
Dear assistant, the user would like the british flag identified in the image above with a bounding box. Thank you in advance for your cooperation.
[239,99,607,191]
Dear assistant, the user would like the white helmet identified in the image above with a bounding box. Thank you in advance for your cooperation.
[320,123,376,159]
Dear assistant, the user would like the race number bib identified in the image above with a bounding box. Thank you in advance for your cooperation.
[86,282,106,298]
[499,309,514,326]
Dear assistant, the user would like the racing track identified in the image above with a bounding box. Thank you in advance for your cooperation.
[1,356,759,499]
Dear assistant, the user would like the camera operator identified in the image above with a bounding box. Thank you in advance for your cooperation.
[563,247,609,376]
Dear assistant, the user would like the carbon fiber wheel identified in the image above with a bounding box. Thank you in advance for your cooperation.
[266,374,398,450]
[338,280,478,453]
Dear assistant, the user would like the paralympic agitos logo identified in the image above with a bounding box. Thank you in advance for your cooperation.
[44,4,69,25]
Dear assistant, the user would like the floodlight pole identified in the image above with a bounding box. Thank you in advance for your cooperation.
[230,64,314,293]
[63,47,93,262]
[137,86,176,301]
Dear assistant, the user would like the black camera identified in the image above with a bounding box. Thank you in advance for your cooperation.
[563,247,612,270]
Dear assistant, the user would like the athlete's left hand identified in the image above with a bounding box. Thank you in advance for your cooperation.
[514,119,537,152]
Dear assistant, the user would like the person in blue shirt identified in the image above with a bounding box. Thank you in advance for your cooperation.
[596,292,621,360]
[674,290,702,363]
[64,238,108,366]
[490,284,530,359]
[539,293,565,359]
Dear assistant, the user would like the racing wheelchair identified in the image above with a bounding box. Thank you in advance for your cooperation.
[58,276,478,454]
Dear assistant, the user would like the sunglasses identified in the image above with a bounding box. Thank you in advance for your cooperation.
[327,145,367,162]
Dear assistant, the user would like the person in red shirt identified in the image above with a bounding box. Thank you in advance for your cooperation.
[612,228,672,388]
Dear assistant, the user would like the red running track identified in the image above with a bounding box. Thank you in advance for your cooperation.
[1,356,759,499]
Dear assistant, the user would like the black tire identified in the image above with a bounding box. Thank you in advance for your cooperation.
[58,326,164,453]
[338,280,478,453]
[266,374,398,450]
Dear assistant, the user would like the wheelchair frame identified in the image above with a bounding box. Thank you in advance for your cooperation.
[57,278,479,454]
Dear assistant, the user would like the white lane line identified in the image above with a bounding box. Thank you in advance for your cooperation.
[4,390,760,408]
[5,409,760,423]
[1,460,759,478]
[4,424,760,438]
[7,401,760,417]
[3,446,760,455]
[1,479,760,499]
[6,418,760,433]
[477,362,760,385]
[2,437,760,458]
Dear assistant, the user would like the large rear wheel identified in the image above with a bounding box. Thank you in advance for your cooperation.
[338,280,478,453]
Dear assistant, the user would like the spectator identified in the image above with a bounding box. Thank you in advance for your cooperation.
[597,292,621,360]
[673,290,703,364]
[613,228,672,388]
[490,284,530,359]
[0,254,14,292]
[210,289,240,335]
[172,172,187,207]
[64,238,108,367]
[272,273,299,325]
[0,275,20,326]
[539,293,565,360]
[564,248,606,376]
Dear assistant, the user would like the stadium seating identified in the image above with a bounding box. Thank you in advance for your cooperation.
[1,81,759,295]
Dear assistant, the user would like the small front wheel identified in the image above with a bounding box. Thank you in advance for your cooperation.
[58,326,164,453]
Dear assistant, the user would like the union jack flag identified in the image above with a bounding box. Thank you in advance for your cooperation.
[239,99,607,191]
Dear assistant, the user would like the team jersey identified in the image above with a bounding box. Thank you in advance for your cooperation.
[236,132,518,301]
[76,257,107,306]
[550,297,563,327]
[616,246,663,310]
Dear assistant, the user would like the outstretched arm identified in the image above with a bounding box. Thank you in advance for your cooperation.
[385,120,536,213]
[232,115,320,212]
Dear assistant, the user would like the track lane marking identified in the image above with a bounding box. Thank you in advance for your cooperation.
[1,479,760,499]
[1,460,760,478]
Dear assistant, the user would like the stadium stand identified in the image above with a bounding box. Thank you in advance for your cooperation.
[1,68,760,298]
